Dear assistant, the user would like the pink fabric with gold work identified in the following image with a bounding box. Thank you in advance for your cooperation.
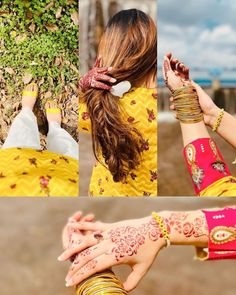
[203,207,236,260]
[183,138,231,195]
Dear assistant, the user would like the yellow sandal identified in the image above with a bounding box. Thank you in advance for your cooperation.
[22,82,38,98]
[45,100,61,114]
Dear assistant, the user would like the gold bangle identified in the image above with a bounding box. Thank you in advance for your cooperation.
[172,86,203,124]
[212,108,224,132]
[152,212,171,247]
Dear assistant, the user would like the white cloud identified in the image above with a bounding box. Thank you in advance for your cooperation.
[158,0,236,69]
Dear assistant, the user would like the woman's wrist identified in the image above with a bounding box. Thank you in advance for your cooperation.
[205,105,221,128]
[158,210,209,247]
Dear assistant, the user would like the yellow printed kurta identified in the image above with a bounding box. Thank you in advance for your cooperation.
[200,176,236,197]
[0,148,78,197]
[79,88,157,196]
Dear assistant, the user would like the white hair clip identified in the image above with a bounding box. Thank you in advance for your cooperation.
[110,81,131,97]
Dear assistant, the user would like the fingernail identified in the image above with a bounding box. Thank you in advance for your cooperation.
[108,67,113,71]
[57,255,64,261]
[65,279,73,287]
[111,78,116,82]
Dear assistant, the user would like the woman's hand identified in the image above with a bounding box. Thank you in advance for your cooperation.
[169,81,220,126]
[62,211,95,251]
[59,216,167,292]
[191,81,220,127]
[79,58,116,92]
[162,53,190,93]
[164,53,220,126]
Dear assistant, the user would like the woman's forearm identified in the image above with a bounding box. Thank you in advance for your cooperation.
[208,106,236,149]
[159,210,208,247]
[180,121,210,147]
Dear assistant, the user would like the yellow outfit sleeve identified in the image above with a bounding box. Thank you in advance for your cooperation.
[200,176,236,197]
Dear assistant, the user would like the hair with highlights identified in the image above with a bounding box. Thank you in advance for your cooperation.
[82,9,157,182]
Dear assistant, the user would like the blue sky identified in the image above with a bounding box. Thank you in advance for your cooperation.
[158,0,236,70]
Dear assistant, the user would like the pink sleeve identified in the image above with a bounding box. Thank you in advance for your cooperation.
[183,138,231,195]
[202,207,236,260]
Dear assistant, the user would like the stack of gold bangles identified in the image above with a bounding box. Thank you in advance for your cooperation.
[76,270,128,295]
[152,212,171,247]
[173,86,203,124]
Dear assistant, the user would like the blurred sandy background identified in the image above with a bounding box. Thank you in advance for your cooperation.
[0,198,235,295]
[79,0,157,196]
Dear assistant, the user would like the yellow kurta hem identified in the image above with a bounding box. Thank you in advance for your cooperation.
[200,176,236,197]
[0,148,78,197]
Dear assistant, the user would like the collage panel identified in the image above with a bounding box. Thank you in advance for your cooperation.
[0,198,235,294]
[0,0,79,197]
[158,0,236,197]
[79,0,158,197]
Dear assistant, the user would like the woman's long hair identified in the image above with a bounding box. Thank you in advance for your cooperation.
[83,9,157,182]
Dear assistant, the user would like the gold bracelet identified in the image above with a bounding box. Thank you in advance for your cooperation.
[152,212,171,247]
[212,108,224,132]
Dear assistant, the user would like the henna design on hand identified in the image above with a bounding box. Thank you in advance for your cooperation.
[78,59,113,92]
[94,232,104,242]
[107,218,165,262]
[75,259,98,277]
[163,60,175,93]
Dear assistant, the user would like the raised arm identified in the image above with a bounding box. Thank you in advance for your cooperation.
[163,53,236,196]
[162,53,210,147]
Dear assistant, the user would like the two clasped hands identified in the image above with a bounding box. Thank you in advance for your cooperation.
[58,209,209,291]
[58,211,167,291]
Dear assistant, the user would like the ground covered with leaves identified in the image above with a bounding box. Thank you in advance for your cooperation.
[0,0,79,146]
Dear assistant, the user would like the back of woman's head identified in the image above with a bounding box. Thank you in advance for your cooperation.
[83,9,157,182]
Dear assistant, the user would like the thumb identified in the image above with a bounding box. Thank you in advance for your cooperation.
[191,80,204,95]
[123,264,146,292]
[162,55,172,82]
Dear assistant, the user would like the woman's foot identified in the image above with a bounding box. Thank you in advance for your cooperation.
[22,83,38,109]
[45,100,61,125]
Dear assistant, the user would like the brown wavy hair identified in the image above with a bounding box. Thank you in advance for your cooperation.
[82,9,157,182]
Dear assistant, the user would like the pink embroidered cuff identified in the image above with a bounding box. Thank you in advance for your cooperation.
[202,207,236,260]
[183,138,231,195]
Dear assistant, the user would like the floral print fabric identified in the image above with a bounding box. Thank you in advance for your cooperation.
[0,148,78,197]
[79,88,158,196]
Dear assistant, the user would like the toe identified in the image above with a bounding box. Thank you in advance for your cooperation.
[51,101,57,108]
[31,83,38,92]
[45,101,51,109]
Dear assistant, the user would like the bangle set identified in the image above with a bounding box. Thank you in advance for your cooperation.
[152,212,171,247]
[173,86,203,124]
[212,108,224,132]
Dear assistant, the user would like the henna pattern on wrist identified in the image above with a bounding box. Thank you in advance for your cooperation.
[168,212,208,238]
